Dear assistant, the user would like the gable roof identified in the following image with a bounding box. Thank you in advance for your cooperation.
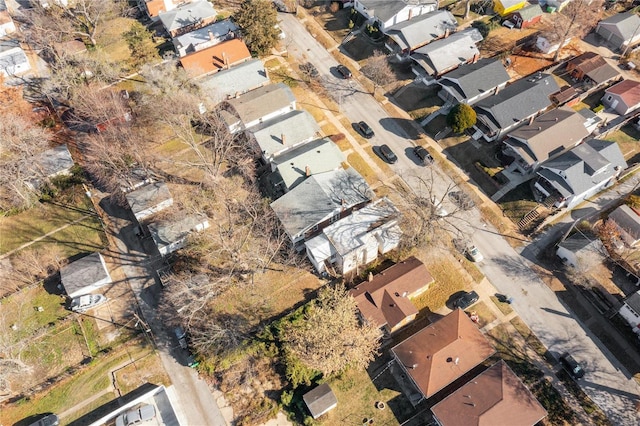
[272,138,346,190]
[31,144,74,179]
[598,12,640,41]
[412,29,482,75]
[538,139,627,198]
[558,232,601,254]
[568,52,619,84]
[391,309,495,398]
[125,182,173,218]
[303,383,337,419]
[350,256,434,330]
[609,204,640,243]
[249,109,320,160]
[270,168,372,238]
[515,3,543,21]
[438,58,510,101]
[172,19,238,55]
[605,79,640,107]
[180,38,251,77]
[475,74,559,132]
[199,58,269,102]
[505,107,590,165]
[625,291,640,313]
[386,10,457,51]
[60,253,112,298]
[359,0,435,23]
[148,214,210,254]
[431,360,547,426]
[225,82,296,126]
[158,0,216,33]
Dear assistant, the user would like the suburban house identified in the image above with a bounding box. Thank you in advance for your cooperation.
[608,204,640,247]
[349,256,434,334]
[596,12,640,53]
[27,144,75,190]
[125,182,174,222]
[221,83,296,134]
[304,197,402,276]
[118,167,153,194]
[472,73,560,142]
[137,0,187,20]
[0,39,30,77]
[303,383,337,420]
[601,79,640,115]
[268,138,345,193]
[578,107,602,134]
[618,291,640,335]
[391,309,495,404]
[411,29,483,78]
[502,107,591,174]
[353,0,437,31]
[60,252,113,298]
[431,360,547,426]
[437,58,510,106]
[172,19,238,57]
[565,52,620,87]
[0,9,16,37]
[147,214,210,256]
[199,58,270,103]
[179,38,251,78]
[270,168,372,246]
[534,139,627,210]
[384,10,457,56]
[248,109,321,165]
[538,0,573,11]
[493,0,527,17]
[507,3,543,28]
[158,0,217,38]
[556,232,605,270]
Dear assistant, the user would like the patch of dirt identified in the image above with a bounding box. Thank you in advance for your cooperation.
[507,52,554,79]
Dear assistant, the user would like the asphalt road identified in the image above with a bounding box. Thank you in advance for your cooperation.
[279,12,640,424]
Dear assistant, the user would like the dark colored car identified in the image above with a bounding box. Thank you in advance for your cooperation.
[448,190,475,210]
[560,352,585,379]
[414,146,434,165]
[174,326,188,350]
[356,121,374,138]
[28,414,60,426]
[378,144,397,164]
[453,290,479,310]
[336,64,352,79]
[300,62,319,78]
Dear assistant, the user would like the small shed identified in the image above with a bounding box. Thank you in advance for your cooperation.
[608,204,640,247]
[510,3,543,29]
[303,383,337,419]
[60,252,112,298]
[148,215,210,256]
[556,233,604,271]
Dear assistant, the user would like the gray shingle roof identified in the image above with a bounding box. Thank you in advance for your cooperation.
[303,383,337,419]
[225,83,296,126]
[609,204,640,243]
[32,144,74,178]
[515,3,543,21]
[125,182,173,218]
[200,59,270,102]
[598,12,640,41]
[172,19,238,56]
[60,253,111,298]
[148,214,209,254]
[158,0,217,33]
[386,10,456,51]
[625,291,640,314]
[475,74,559,131]
[249,109,320,160]
[359,0,435,23]
[537,139,627,198]
[411,29,482,75]
[270,168,372,238]
[437,58,510,102]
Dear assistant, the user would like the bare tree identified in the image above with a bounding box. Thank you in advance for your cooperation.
[360,50,396,95]
[546,0,604,62]
[281,283,381,377]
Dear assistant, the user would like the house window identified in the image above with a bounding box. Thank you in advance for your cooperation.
[607,95,613,101]
[330,213,340,223]
[311,224,319,232]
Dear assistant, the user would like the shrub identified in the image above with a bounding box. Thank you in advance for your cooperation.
[472,21,490,38]
[446,103,477,133]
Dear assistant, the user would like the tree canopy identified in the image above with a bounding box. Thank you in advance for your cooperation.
[233,0,281,56]
[447,103,476,134]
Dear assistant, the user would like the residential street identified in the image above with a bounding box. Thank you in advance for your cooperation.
[279,12,640,425]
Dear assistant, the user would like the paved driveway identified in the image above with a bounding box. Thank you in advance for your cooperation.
[279,12,640,424]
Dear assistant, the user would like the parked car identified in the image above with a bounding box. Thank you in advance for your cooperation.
[377,144,397,164]
[115,404,156,426]
[28,414,59,426]
[356,121,374,138]
[336,64,352,79]
[70,294,107,313]
[559,352,585,379]
[466,245,484,262]
[414,146,434,165]
[300,62,319,78]
[448,190,475,210]
[453,290,479,310]
[174,326,188,350]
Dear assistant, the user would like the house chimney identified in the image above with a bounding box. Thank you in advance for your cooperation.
[305,165,311,177]
[222,52,229,69]
[528,115,535,125]
[281,133,286,144]
[208,30,214,41]
[537,126,542,131]
[368,272,374,282]
[472,53,479,64]
[444,28,450,38]
[555,117,559,122]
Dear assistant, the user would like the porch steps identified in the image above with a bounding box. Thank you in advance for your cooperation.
[518,206,541,230]
[543,195,560,209]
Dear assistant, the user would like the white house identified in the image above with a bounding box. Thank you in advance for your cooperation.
[601,80,640,116]
[60,252,112,298]
[172,20,238,57]
[199,58,270,103]
[305,197,401,275]
[353,0,437,31]
[0,39,30,77]
[619,291,640,335]
[148,214,210,256]
[556,232,604,271]
[608,204,640,247]
[0,10,16,37]
[125,182,174,222]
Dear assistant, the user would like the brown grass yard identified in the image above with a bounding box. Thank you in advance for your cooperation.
[603,125,640,164]
[347,152,382,186]
[114,352,171,395]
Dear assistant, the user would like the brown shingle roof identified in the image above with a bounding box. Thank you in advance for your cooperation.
[180,39,251,77]
[350,257,434,330]
[606,79,640,106]
[431,360,547,426]
[391,309,495,398]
